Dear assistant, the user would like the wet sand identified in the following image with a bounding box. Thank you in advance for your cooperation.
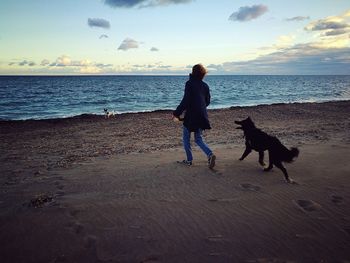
[1,101,350,262]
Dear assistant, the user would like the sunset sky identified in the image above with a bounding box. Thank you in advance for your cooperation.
[0,0,349,75]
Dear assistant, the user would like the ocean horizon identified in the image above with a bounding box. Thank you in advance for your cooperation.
[1,75,349,120]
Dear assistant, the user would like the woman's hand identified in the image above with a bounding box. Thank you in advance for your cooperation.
[172,115,180,122]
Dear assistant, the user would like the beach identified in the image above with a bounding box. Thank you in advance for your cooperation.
[1,100,350,262]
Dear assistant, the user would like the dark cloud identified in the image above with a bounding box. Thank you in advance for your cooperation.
[99,34,109,39]
[306,20,349,31]
[229,5,268,22]
[150,47,159,51]
[118,38,139,51]
[41,59,50,66]
[88,18,110,29]
[104,0,193,8]
[9,60,36,67]
[104,0,143,8]
[286,16,310,21]
[19,60,28,66]
[324,29,348,36]
[305,19,350,37]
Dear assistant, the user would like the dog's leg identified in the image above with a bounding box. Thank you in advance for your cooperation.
[258,151,265,166]
[239,145,252,161]
[264,151,273,171]
[274,162,293,183]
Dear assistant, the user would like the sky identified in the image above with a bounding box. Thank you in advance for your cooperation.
[0,0,349,75]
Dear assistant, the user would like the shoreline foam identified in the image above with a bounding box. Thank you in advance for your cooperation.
[1,99,349,122]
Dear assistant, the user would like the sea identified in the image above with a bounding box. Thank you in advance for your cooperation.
[0,75,349,120]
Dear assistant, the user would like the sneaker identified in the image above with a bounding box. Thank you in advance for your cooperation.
[208,154,216,169]
[177,160,192,166]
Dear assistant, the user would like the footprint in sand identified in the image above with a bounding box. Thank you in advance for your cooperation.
[69,209,80,217]
[56,185,64,190]
[246,258,287,263]
[330,194,343,204]
[344,228,350,235]
[55,190,65,197]
[210,169,223,176]
[240,183,261,191]
[208,198,236,202]
[84,235,97,249]
[295,200,321,212]
[206,235,225,242]
[140,255,160,263]
[66,221,84,234]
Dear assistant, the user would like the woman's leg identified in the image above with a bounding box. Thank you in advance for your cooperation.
[194,129,212,157]
[183,126,193,162]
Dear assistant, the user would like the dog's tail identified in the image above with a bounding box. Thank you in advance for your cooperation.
[284,147,299,163]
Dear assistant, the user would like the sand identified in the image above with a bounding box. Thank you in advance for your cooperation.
[0,101,350,262]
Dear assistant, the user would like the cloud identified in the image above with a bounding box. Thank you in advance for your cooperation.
[150,47,159,51]
[324,29,348,36]
[88,18,111,29]
[306,21,349,31]
[229,5,268,22]
[305,11,350,37]
[51,55,71,67]
[158,65,171,68]
[286,16,310,22]
[99,34,109,39]
[118,38,139,51]
[44,55,114,74]
[208,42,350,75]
[129,63,175,72]
[8,60,36,67]
[40,59,50,66]
[209,10,350,75]
[19,60,28,66]
[104,0,193,8]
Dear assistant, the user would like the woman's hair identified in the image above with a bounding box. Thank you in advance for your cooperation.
[192,64,207,80]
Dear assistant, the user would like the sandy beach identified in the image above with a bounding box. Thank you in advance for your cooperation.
[1,100,350,262]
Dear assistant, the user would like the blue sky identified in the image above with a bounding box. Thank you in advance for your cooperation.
[0,0,349,75]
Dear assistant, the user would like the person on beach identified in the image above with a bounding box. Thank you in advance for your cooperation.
[173,64,216,168]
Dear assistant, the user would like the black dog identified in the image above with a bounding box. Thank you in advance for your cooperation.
[235,117,299,183]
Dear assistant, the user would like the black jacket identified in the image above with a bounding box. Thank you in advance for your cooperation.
[173,74,211,132]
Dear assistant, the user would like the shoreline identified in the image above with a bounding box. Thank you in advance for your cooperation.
[1,99,349,122]
[1,100,349,175]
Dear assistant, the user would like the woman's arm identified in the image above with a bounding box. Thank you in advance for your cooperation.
[173,83,190,117]
[206,85,211,107]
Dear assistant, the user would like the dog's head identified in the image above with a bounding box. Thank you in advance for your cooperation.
[104,108,108,113]
[235,117,256,131]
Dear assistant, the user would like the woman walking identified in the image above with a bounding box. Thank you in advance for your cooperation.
[173,64,216,169]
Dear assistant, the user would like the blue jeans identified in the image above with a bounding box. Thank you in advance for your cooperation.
[183,125,212,162]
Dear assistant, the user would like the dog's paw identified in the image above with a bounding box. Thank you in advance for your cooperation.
[239,158,244,161]
[259,162,266,167]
